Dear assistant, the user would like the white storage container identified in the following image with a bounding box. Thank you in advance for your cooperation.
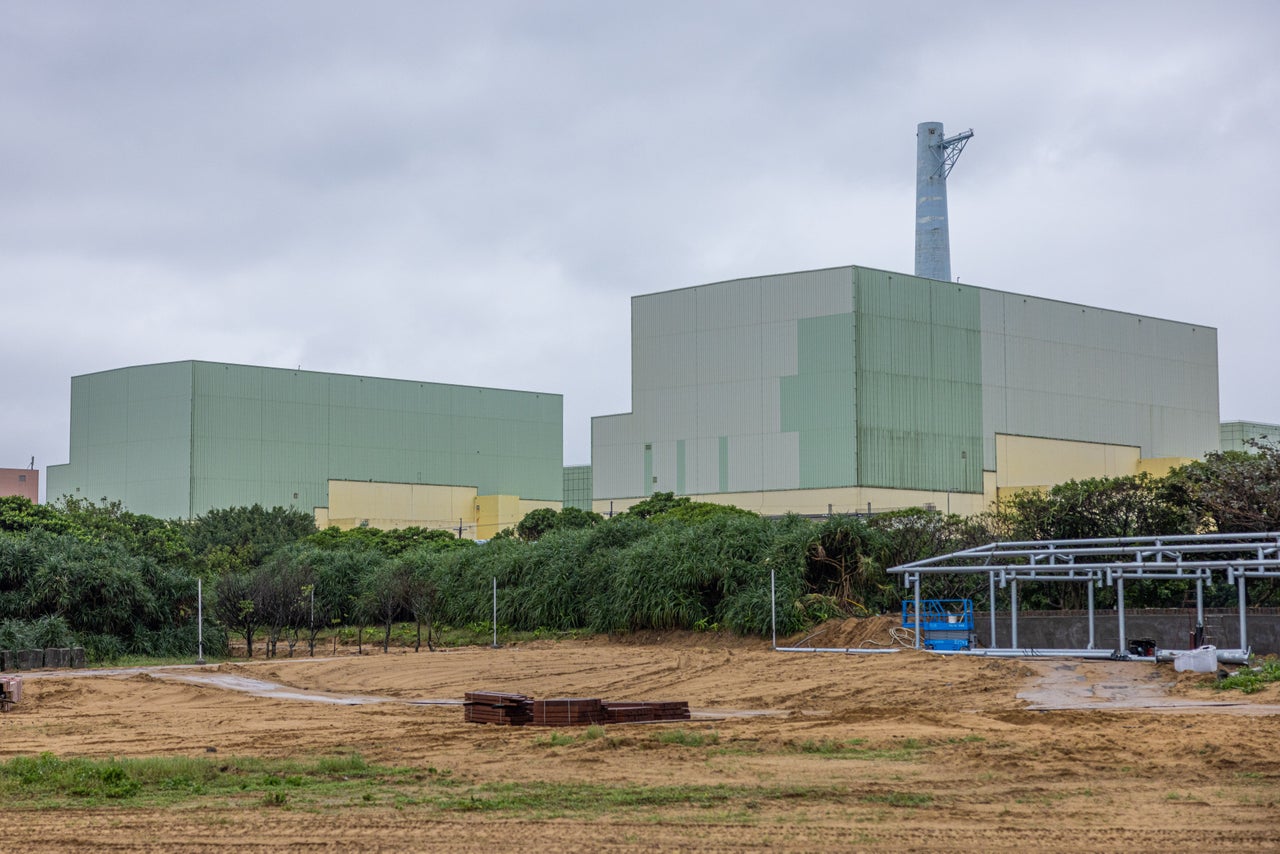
[1174,645,1218,673]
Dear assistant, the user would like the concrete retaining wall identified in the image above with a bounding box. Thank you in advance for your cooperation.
[0,647,87,671]
[972,609,1280,654]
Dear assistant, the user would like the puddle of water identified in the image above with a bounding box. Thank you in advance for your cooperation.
[1019,660,1280,715]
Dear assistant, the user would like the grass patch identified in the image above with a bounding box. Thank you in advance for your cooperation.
[653,729,720,748]
[63,654,236,669]
[0,753,858,821]
[433,781,811,818]
[0,752,415,808]
[535,731,578,748]
[785,737,928,761]
[1215,659,1280,694]
[862,791,933,807]
[533,725,617,749]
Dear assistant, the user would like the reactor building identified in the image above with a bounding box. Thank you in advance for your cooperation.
[589,266,1219,516]
[46,361,563,537]
[587,122,1218,516]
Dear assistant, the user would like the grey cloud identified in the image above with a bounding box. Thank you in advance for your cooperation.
[3,1,1278,493]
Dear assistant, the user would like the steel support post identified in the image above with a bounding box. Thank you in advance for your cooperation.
[988,572,997,648]
[1010,580,1019,649]
[913,576,922,650]
[1087,581,1095,650]
[1196,577,1205,635]
[197,577,205,665]
[1238,573,1248,652]
[770,568,777,650]
[1117,578,1127,654]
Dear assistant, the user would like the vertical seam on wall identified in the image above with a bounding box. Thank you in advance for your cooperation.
[188,362,196,520]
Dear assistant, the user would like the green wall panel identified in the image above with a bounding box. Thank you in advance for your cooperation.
[55,361,562,519]
[718,436,729,492]
[48,362,193,517]
[676,439,686,494]
[779,312,857,488]
[855,270,983,493]
[562,465,593,511]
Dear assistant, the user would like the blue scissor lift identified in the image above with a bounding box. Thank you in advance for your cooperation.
[901,598,974,650]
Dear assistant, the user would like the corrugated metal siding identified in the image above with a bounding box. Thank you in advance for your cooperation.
[981,291,1219,460]
[1219,421,1278,453]
[779,312,857,488]
[855,269,983,492]
[594,262,1219,506]
[562,465,593,510]
[46,361,560,519]
[50,362,193,518]
[676,440,686,494]
[592,267,856,501]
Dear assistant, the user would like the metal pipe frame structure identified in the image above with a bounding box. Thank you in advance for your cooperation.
[886,532,1280,661]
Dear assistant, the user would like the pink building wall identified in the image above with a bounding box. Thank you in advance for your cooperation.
[0,468,39,503]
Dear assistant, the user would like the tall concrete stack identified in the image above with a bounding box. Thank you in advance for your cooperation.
[915,121,973,282]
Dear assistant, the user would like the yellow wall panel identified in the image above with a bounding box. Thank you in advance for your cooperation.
[594,485,987,518]
[994,434,1140,490]
[1136,457,1195,478]
[324,480,479,537]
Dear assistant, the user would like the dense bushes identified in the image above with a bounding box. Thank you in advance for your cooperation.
[6,441,1280,662]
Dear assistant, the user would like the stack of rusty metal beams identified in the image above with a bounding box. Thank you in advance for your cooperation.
[465,690,691,726]
[463,690,533,725]
[602,700,690,723]
[531,697,604,726]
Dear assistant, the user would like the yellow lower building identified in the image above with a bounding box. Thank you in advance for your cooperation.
[593,433,1195,518]
[315,480,559,540]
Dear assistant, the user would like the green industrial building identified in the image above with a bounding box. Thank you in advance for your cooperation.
[1220,421,1280,453]
[47,360,563,522]
[562,464,593,512]
[592,264,1221,516]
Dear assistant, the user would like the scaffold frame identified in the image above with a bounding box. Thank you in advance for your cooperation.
[887,532,1280,659]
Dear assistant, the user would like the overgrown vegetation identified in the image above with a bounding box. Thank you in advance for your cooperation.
[3,440,1280,662]
[1215,659,1280,694]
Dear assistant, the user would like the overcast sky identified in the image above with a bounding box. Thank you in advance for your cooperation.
[3,1,1277,499]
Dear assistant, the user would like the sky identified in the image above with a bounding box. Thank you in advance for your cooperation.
[3,1,1278,499]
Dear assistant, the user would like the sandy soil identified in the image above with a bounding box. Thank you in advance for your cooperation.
[2,620,1279,852]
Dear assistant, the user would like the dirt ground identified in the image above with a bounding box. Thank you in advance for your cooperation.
[2,617,1280,852]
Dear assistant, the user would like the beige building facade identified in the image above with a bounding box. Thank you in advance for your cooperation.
[316,480,558,540]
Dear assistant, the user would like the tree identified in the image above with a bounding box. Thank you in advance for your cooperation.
[53,496,192,567]
[869,508,996,601]
[554,506,604,530]
[186,505,317,574]
[516,508,559,542]
[998,474,1195,542]
[1163,443,1280,533]
[24,537,161,638]
[0,496,79,537]
[308,525,464,556]
[212,572,260,658]
[620,491,690,520]
[515,507,605,542]
[361,560,413,652]
[404,554,441,651]
[804,515,891,614]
